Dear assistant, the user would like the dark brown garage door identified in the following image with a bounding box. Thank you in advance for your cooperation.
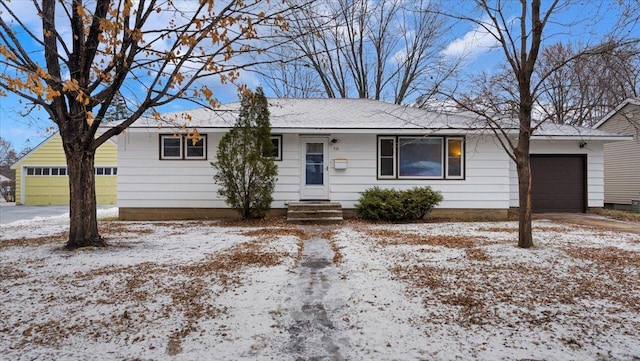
[530,155,586,213]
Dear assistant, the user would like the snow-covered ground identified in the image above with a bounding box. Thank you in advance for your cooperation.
[1,210,639,360]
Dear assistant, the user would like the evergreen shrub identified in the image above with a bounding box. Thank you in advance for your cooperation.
[355,186,443,221]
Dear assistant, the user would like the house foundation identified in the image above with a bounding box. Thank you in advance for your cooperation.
[118,207,508,222]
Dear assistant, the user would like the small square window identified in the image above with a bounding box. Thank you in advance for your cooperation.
[42,168,50,175]
[185,135,206,159]
[96,167,104,175]
[112,168,117,175]
[52,168,59,176]
[60,168,67,176]
[27,167,34,175]
[104,168,112,175]
[161,135,183,159]
[35,168,42,175]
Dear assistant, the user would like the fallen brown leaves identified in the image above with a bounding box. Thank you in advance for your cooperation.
[599,209,640,222]
[218,216,289,228]
[2,222,298,354]
[565,246,640,310]
[465,247,490,262]
[0,263,27,280]
[240,227,309,241]
[0,232,68,249]
[378,227,640,336]
[477,225,570,233]
[330,240,344,265]
[476,226,516,233]
[366,229,488,248]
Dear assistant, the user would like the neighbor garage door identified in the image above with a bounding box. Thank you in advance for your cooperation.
[530,155,586,213]
[24,175,70,205]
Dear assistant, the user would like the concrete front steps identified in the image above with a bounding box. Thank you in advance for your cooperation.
[286,201,344,225]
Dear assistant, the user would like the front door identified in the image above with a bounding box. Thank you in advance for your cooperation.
[300,137,329,200]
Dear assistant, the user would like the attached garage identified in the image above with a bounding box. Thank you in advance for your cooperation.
[530,155,586,213]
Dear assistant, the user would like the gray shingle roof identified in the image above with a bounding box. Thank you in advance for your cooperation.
[126,98,628,139]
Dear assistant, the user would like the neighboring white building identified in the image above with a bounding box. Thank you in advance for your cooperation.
[593,98,640,210]
[0,172,12,202]
[114,98,629,220]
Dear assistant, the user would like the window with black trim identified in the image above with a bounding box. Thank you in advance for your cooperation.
[378,137,396,178]
[160,135,182,159]
[260,135,283,160]
[160,134,207,160]
[94,167,118,176]
[185,136,206,159]
[446,138,464,178]
[270,135,282,161]
[377,136,465,180]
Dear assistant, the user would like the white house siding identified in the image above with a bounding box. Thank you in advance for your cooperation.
[118,131,512,210]
[272,134,301,207]
[325,133,510,209]
[508,140,605,209]
[117,131,220,208]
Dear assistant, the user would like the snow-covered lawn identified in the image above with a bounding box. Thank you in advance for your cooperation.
[1,209,639,360]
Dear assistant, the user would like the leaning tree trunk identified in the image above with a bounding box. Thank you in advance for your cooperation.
[63,143,106,249]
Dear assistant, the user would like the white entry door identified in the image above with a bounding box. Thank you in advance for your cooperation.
[300,137,329,200]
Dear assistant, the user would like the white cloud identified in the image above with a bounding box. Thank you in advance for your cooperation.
[442,20,500,59]
[390,49,407,65]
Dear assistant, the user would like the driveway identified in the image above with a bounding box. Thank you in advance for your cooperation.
[0,204,115,225]
[0,204,70,225]
[536,212,640,235]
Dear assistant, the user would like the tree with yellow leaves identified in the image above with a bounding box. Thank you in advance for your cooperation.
[0,0,297,249]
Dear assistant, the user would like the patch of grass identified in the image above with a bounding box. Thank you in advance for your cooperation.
[598,209,640,222]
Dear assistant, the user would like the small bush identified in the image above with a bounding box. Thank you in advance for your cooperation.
[355,186,443,222]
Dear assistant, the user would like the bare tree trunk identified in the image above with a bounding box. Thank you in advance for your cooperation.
[515,151,534,248]
[515,81,535,248]
[64,143,105,249]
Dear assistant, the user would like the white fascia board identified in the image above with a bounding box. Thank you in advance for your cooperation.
[531,135,633,142]
[272,128,479,134]
[126,126,488,135]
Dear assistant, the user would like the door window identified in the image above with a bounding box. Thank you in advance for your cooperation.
[305,142,324,185]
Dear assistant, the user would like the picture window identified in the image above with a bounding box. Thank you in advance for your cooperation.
[377,136,465,180]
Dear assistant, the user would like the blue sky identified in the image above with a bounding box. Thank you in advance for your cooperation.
[0,1,636,152]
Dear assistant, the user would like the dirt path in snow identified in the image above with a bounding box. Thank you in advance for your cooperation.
[286,231,346,361]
